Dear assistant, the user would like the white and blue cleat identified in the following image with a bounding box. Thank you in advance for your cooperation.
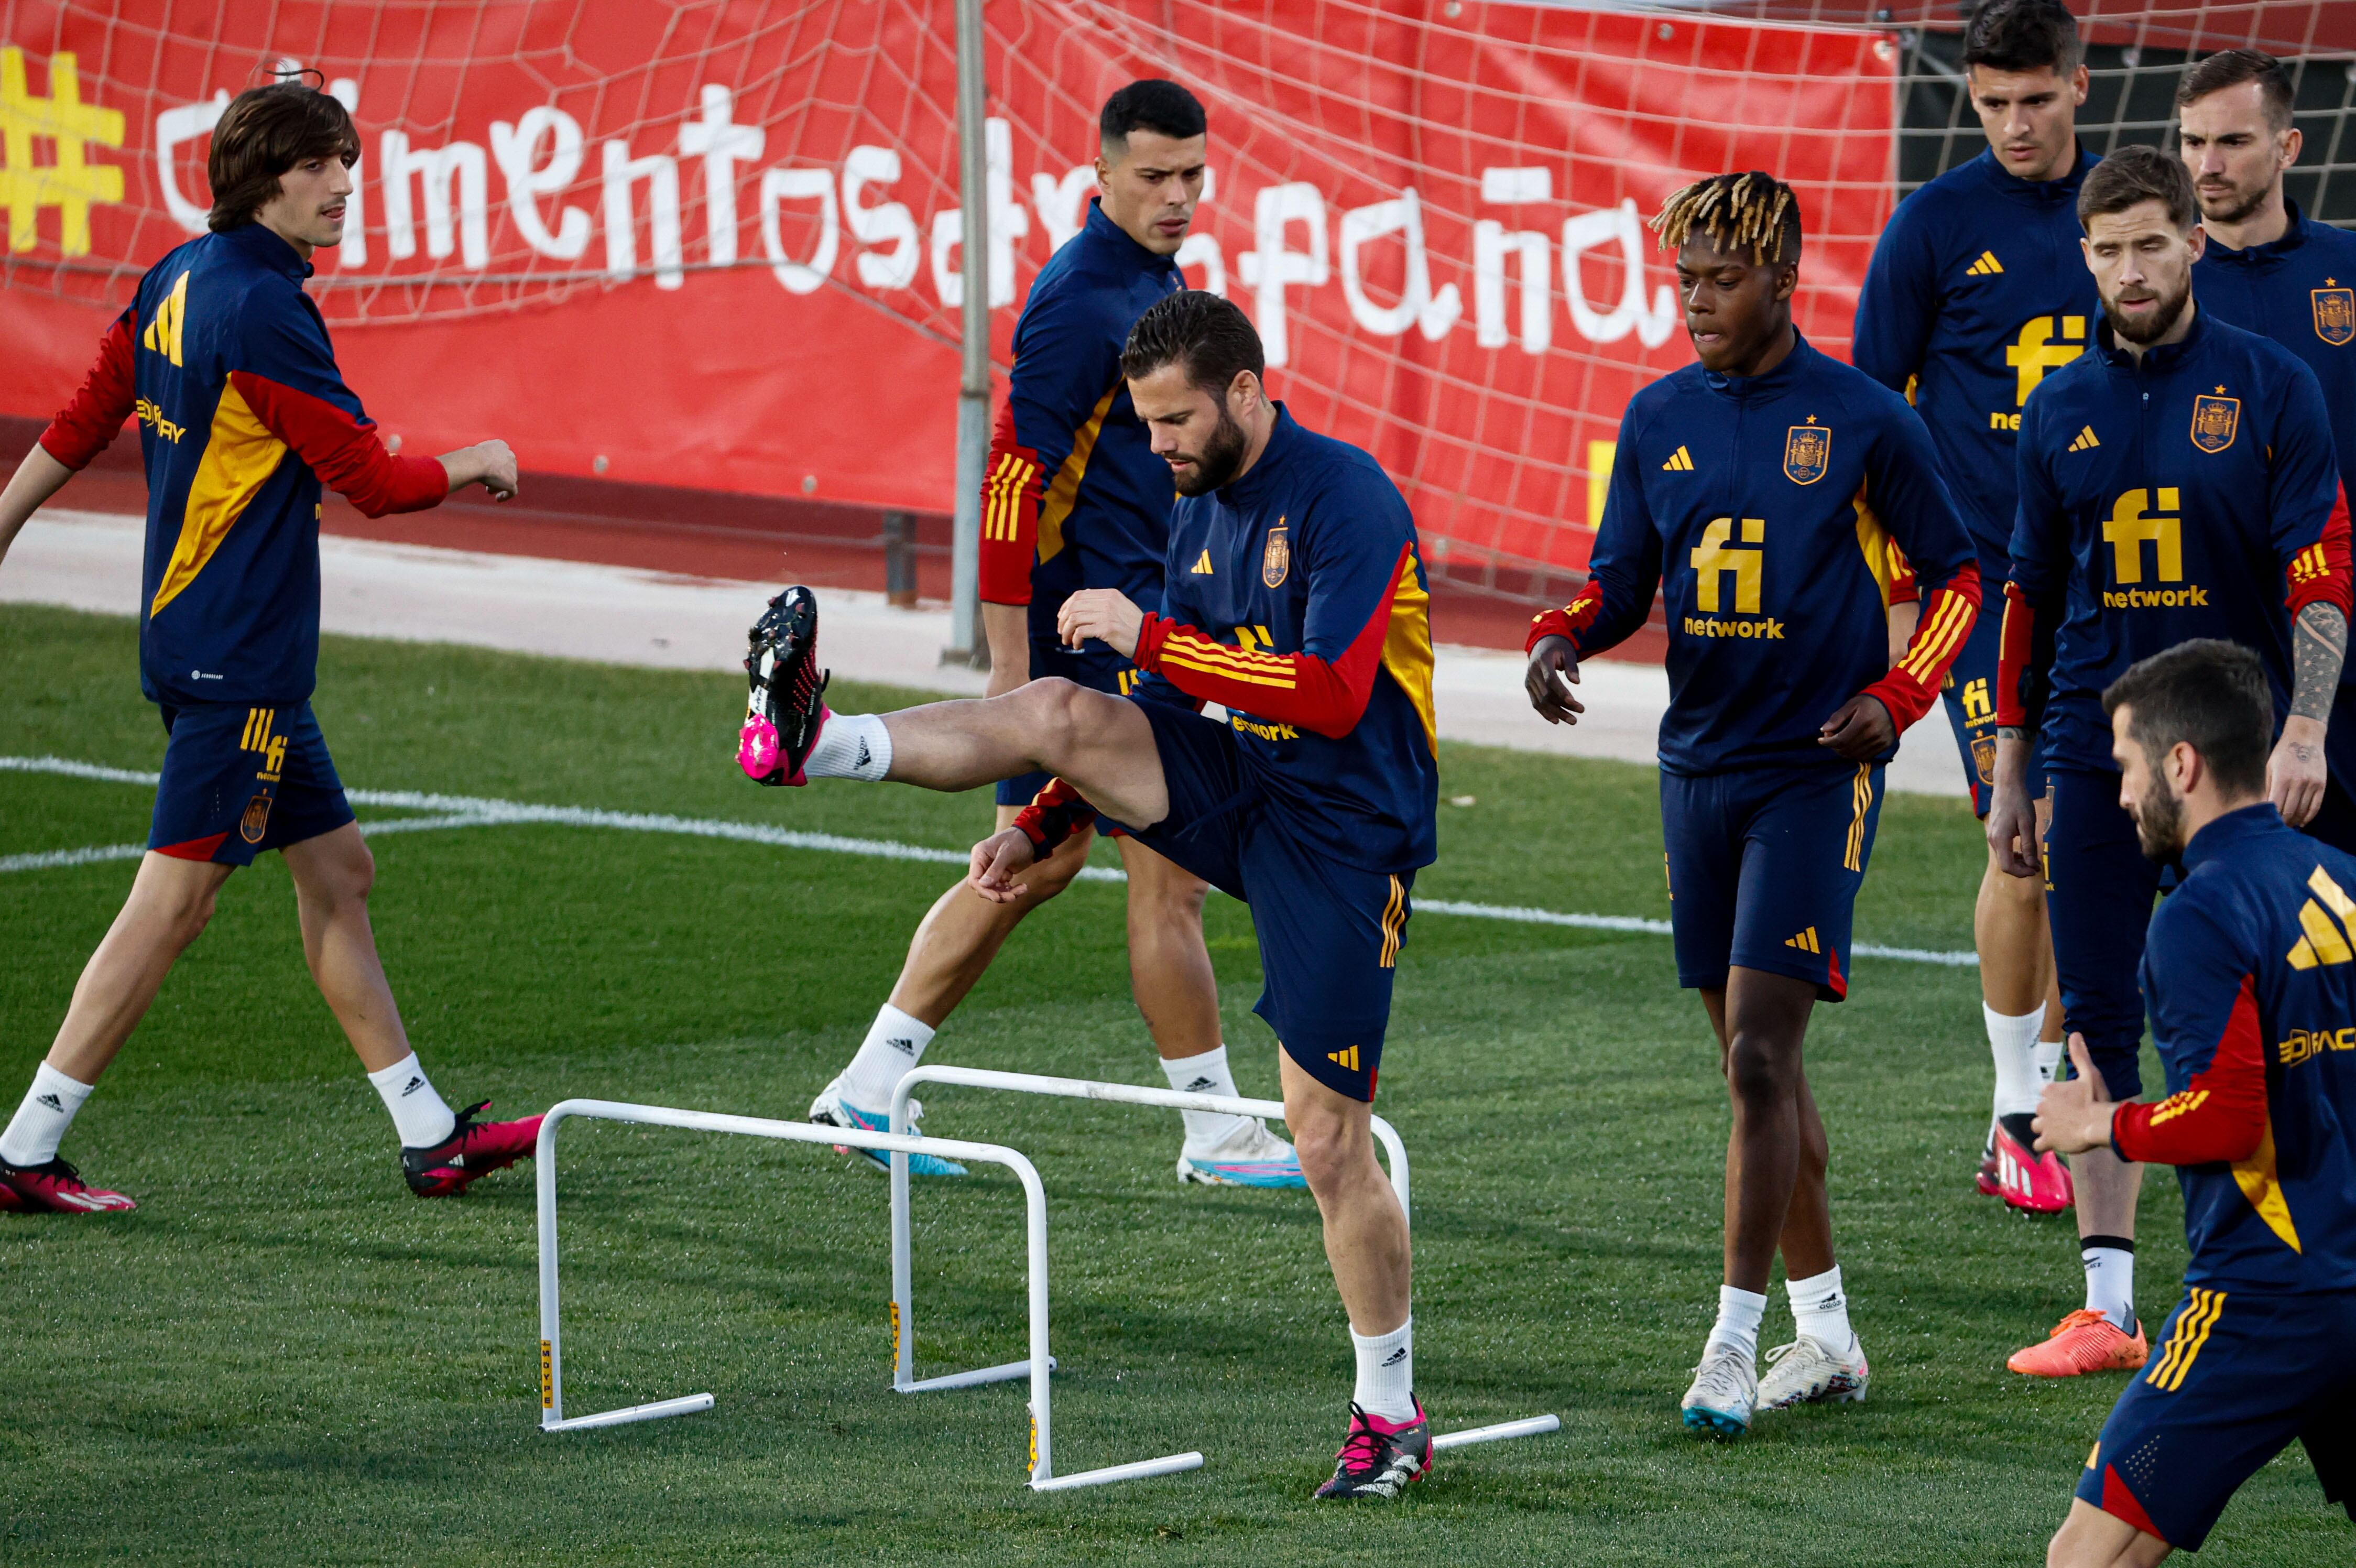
[808,1078,968,1177]
[1176,1117,1308,1188]
[1680,1345,1757,1438]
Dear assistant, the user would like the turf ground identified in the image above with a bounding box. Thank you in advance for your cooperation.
[0,601,2345,1565]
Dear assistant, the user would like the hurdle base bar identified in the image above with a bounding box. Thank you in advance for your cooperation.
[541,1392,716,1433]
[898,1356,1052,1393]
[1431,1413,1561,1451]
[1031,1451,1206,1491]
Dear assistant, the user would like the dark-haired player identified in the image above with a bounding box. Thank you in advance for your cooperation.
[0,82,540,1211]
[1990,146,2349,1378]
[1524,171,1981,1436]
[740,290,1440,1499]
[1854,0,2095,1215]
[2179,50,2356,850]
[2034,639,2356,1565]
[797,81,1302,1188]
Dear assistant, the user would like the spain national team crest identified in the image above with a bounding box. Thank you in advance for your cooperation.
[1971,734,1997,787]
[2190,393,2240,454]
[1262,518,1290,587]
[239,792,274,844]
[1783,422,1830,485]
[2315,285,2355,347]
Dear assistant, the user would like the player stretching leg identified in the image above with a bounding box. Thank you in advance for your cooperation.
[2036,641,2356,1565]
[800,82,1300,1187]
[1854,0,2096,1212]
[2179,50,2356,852]
[1990,146,2350,1377]
[744,292,1439,1498]
[1524,173,1982,1435]
[0,83,541,1212]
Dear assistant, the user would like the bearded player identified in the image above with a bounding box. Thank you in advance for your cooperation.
[1989,146,2349,1379]
[0,82,541,1211]
[1853,0,2093,1214]
[1524,172,1981,1436]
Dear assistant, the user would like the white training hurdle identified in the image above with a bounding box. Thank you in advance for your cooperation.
[532,1097,1204,1489]
[887,1065,1561,1456]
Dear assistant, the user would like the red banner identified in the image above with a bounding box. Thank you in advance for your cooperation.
[0,1,1895,583]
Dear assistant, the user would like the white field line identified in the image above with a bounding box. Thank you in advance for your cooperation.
[0,755,1977,967]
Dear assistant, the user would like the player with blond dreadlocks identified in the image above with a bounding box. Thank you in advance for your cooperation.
[1525,169,1983,1436]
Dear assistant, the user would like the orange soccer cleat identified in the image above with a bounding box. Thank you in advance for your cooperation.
[2006,1309,2148,1377]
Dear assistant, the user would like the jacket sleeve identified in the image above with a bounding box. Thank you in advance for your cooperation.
[2268,363,2354,618]
[2112,901,2268,1166]
[1997,401,2068,731]
[232,285,448,518]
[1010,776,1098,861]
[1858,404,1981,728]
[1850,197,1937,398]
[38,309,137,470]
[978,289,1124,605]
[1524,411,1663,658]
[1131,473,1417,739]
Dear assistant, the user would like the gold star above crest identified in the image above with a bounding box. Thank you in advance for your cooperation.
[1805,415,1817,424]
[2216,385,2228,394]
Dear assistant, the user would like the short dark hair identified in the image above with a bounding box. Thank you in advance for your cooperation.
[1100,80,1206,149]
[2102,639,2272,798]
[2177,48,2297,133]
[2078,144,2198,232]
[1122,290,1262,397]
[207,83,359,233]
[1961,0,2084,75]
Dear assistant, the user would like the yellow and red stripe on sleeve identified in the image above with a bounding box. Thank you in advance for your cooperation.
[2285,481,2353,618]
[1522,577,1607,655]
[978,397,1044,605]
[1994,579,2039,729]
[1858,561,1980,731]
[2112,975,2270,1170]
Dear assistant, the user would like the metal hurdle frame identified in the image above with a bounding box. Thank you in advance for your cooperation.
[533,1097,1204,1490]
[887,1066,1561,1455]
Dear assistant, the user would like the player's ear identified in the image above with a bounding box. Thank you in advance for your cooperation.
[1773,262,1799,304]
[1228,368,1260,416]
[2186,223,2207,264]
[2069,63,2090,106]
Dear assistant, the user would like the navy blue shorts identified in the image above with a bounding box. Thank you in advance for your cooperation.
[2042,766,2162,1099]
[150,701,355,866]
[1660,761,1885,1000]
[2076,1287,2356,1550]
[1103,698,1413,1103]
[996,639,1144,811]
[1938,604,2046,818]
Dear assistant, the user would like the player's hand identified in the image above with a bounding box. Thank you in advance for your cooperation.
[440,439,519,502]
[1056,589,1144,660]
[2268,715,2328,827]
[965,827,1037,904]
[1817,693,1894,760]
[1524,636,1584,725]
[2032,1033,2114,1156]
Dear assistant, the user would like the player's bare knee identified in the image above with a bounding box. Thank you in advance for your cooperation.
[1013,677,1092,765]
[1724,1033,1802,1107]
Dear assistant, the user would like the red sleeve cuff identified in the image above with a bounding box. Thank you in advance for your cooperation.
[2287,484,2354,618]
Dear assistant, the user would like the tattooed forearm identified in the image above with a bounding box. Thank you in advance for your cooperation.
[1997,725,2028,746]
[2292,601,2348,723]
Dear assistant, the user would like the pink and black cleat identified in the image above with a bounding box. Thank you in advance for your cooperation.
[1992,1113,2074,1214]
[0,1157,138,1213]
[402,1101,544,1197]
[738,585,831,787]
[1315,1400,1432,1500]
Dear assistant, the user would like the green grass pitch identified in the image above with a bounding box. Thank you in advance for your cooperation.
[0,601,2343,1565]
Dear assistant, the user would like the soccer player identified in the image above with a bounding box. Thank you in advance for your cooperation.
[1989,146,2350,1378]
[2178,49,2356,850]
[2034,640,2356,1564]
[0,82,540,1211]
[739,290,1441,1498]
[795,80,1302,1188]
[1523,172,1982,1435]
[1853,0,2096,1214]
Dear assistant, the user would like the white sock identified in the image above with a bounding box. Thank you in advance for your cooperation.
[1705,1284,1768,1362]
[0,1062,94,1167]
[2082,1238,2136,1333]
[803,712,892,781]
[1162,1046,1251,1147]
[1987,1002,2046,1118]
[1786,1265,1856,1353]
[1350,1316,1416,1421]
[2033,1032,2065,1087]
[839,1004,935,1108]
[367,1053,458,1148]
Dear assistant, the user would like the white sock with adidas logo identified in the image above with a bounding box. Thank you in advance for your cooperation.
[840,1004,936,1109]
[1350,1315,1416,1422]
[1161,1044,1251,1148]
[0,1061,95,1167]
[367,1053,459,1148]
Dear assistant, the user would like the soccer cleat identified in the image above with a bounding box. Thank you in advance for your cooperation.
[739,585,830,787]
[2006,1309,2148,1377]
[808,1078,967,1178]
[0,1157,137,1213]
[1314,1400,1431,1500]
[1992,1113,2074,1214]
[1177,1117,1307,1188]
[1759,1334,1870,1410]
[1681,1345,1757,1437]
[402,1102,544,1197]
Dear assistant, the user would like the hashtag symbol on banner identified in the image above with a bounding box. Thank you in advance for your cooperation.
[0,48,125,257]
